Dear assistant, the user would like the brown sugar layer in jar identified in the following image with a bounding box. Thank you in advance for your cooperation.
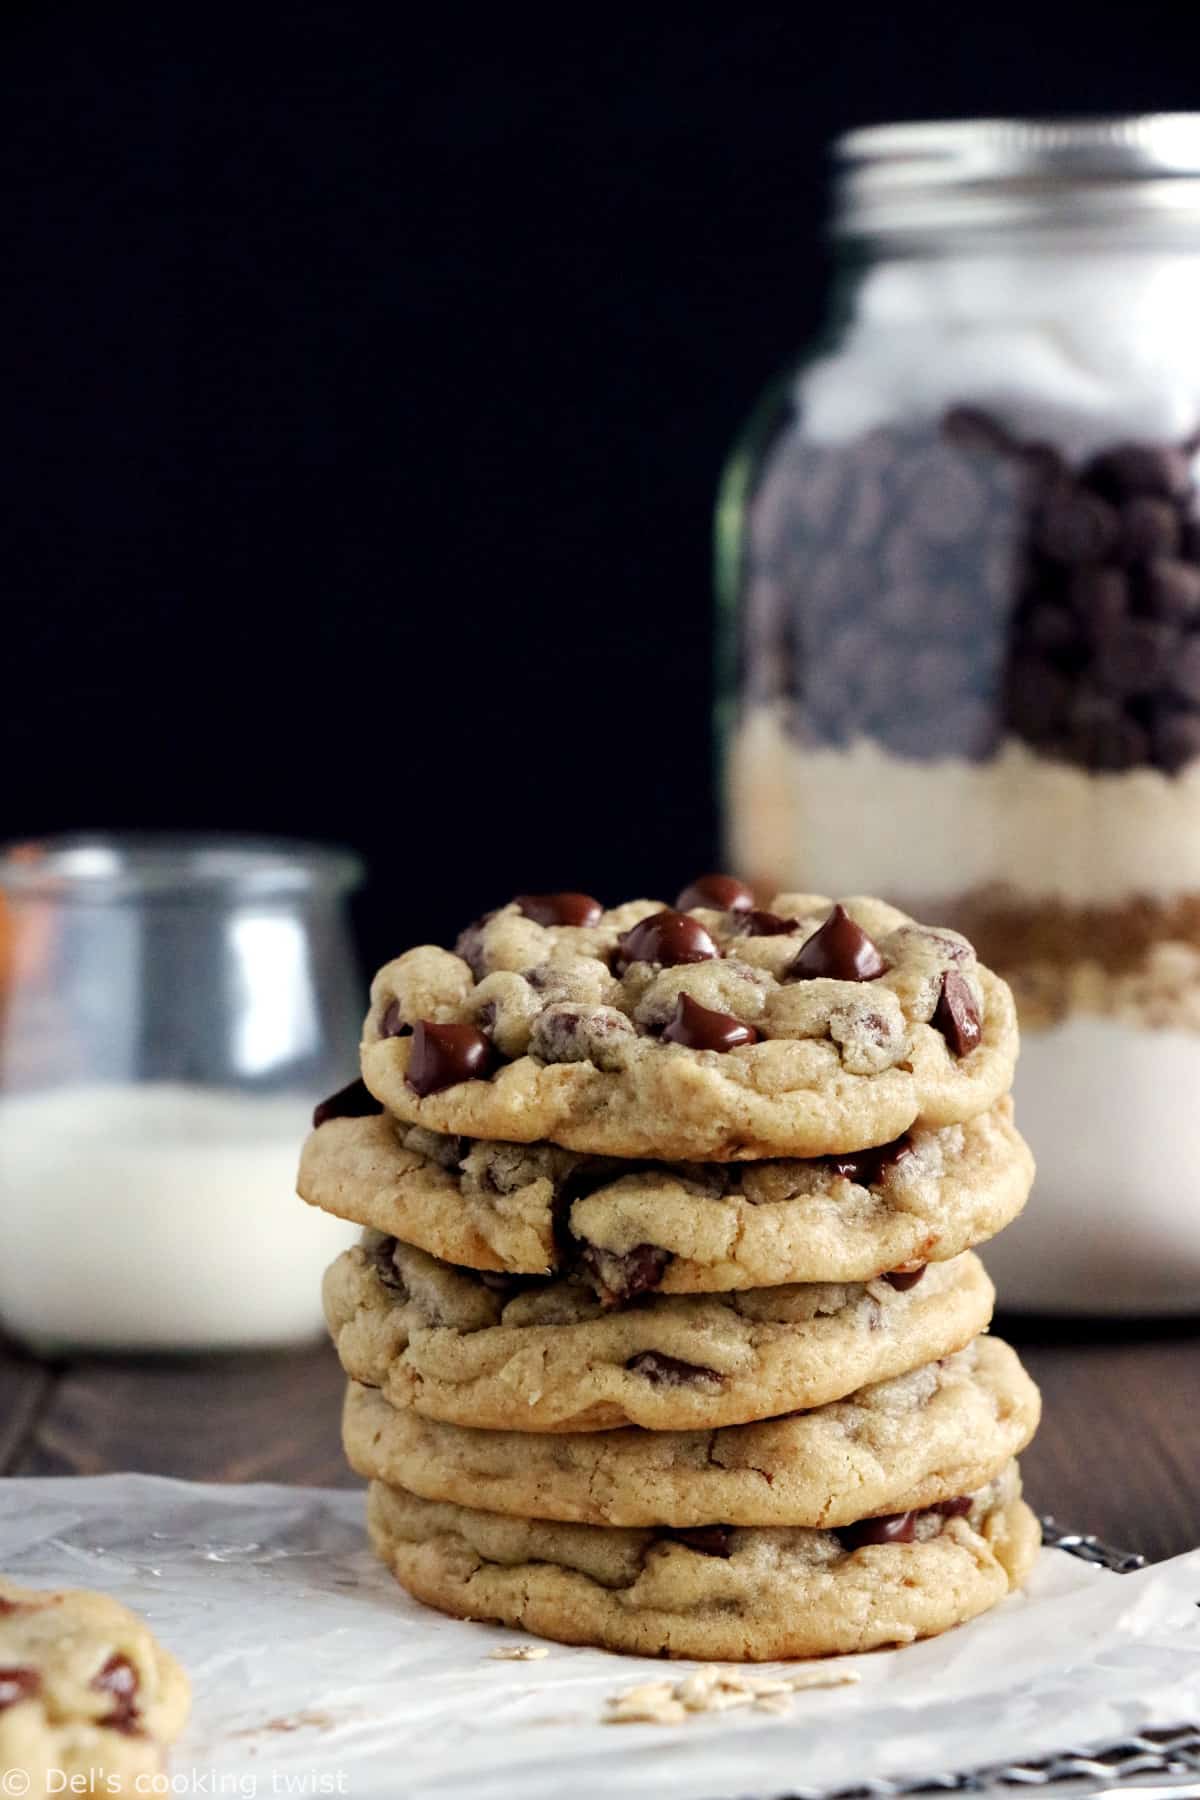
[939,889,1200,1031]
[739,410,1200,775]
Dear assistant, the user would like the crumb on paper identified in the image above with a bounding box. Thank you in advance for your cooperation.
[230,1711,337,1738]
[489,1644,551,1661]
[604,1662,858,1725]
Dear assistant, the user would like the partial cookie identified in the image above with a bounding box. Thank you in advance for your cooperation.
[343,1335,1040,1526]
[366,1461,1039,1660]
[0,1577,190,1798]
[324,1236,994,1431]
[359,891,1018,1160]
[300,1100,1032,1290]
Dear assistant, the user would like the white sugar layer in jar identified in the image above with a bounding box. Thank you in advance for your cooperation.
[0,1083,355,1352]
[984,1015,1200,1315]
[727,710,1200,908]
[798,249,1200,459]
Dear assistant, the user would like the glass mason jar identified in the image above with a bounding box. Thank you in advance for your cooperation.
[0,835,363,1352]
[718,117,1200,1316]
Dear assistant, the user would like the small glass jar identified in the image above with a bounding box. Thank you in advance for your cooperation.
[0,835,363,1352]
[718,116,1200,1315]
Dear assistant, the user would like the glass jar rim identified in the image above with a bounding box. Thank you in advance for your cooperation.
[0,833,364,901]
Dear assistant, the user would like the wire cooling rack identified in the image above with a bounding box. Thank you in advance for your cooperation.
[753,1520,1200,1800]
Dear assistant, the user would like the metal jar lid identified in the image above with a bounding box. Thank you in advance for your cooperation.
[833,115,1200,242]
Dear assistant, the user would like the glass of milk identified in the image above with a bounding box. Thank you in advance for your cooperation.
[0,835,364,1352]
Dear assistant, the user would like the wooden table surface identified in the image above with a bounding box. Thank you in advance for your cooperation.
[1,1318,1197,1562]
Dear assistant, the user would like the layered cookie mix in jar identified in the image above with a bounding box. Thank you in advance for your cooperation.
[718,117,1200,1313]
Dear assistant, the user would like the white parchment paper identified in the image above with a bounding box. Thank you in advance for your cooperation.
[1,1475,1198,1800]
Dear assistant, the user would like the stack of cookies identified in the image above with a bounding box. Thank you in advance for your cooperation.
[299,881,1041,1661]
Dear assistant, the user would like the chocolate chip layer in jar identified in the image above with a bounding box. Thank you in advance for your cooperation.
[718,118,1200,1314]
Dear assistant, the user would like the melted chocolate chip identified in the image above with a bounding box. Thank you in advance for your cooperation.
[0,1666,40,1710]
[825,1136,914,1186]
[675,874,755,912]
[579,1243,671,1307]
[515,892,604,928]
[932,971,982,1057]
[837,1494,975,1551]
[661,994,760,1053]
[837,1510,918,1549]
[661,1525,735,1558]
[312,1077,381,1130]
[790,904,887,982]
[884,1264,927,1292]
[936,1494,973,1518]
[92,1652,141,1734]
[407,1020,497,1097]
[624,1351,723,1388]
[379,1000,409,1039]
[727,908,799,937]
[615,911,719,973]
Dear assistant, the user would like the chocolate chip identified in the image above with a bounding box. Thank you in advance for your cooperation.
[454,915,495,979]
[1167,636,1200,708]
[370,1237,408,1294]
[615,911,719,973]
[825,1136,914,1186]
[790,904,887,983]
[1070,564,1129,636]
[1026,602,1081,659]
[1119,496,1182,562]
[932,972,982,1058]
[1006,655,1072,743]
[0,1667,40,1710]
[726,908,800,937]
[675,874,755,912]
[624,1351,722,1388]
[579,1243,671,1307]
[1154,708,1200,774]
[884,1264,926,1291]
[837,1510,918,1550]
[661,1525,734,1557]
[92,1652,141,1733]
[1093,617,1175,698]
[1086,443,1193,501]
[662,994,759,1053]
[515,892,604,928]
[407,1020,496,1097]
[936,1494,973,1518]
[1067,689,1150,771]
[1143,557,1200,623]
[1036,491,1119,564]
[312,1077,380,1130]
[379,1000,409,1039]
[530,1005,636,1068]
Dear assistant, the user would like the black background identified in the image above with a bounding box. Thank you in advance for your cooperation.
[5,2,1197,965]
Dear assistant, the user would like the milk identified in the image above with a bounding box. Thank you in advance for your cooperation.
[0,1083,355,1352]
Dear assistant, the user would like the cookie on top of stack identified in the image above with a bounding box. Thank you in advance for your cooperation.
[300,880,1040,1661]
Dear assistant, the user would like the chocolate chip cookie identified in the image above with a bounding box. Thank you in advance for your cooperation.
[343,1335,1039,1526]
[359,892,1018,1159]
[0,1577,190,1797]
[300,1099,1032,1289]
[323,1236,994,1432]
[365,1460,1038,1660]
